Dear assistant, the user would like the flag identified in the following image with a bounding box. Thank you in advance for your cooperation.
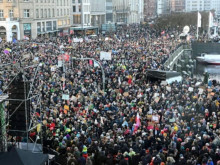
[24,35,29,40]
[12,38,17,43]
[89,60,93,66]
[209,12,213,28]
[197,12,202,28]
[135,112,141,127]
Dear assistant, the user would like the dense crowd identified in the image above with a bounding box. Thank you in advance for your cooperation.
[0,24,220,165]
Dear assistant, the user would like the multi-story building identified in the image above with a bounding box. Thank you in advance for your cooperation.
[170,0,185,13]
[72,0,91,27]
[106,0,113,23]
[143,0,157,20]
[91,0,106,27]
[185,0,205,12]
[157,0,170,16]
[112,0,144,24]
[0,0,72,42]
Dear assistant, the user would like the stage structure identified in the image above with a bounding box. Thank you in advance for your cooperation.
[0,62,43,153]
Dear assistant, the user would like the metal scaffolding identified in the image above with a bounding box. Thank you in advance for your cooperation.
[0,62,43,153]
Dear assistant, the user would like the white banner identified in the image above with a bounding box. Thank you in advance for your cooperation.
[73,38,83,43]
[209,12,213,28]
[100,51,112,60]
[58,60,63,67]
[197,12,202,28]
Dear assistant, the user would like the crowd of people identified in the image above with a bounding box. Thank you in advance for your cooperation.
[0,24,220,165]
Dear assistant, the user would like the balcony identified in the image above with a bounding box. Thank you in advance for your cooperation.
[0,18,6,21]
[0,18,19,22]
[10,18,19,21]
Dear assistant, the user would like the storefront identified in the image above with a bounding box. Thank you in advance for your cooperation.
[23,23,32,39]
[70,26,99,36]
[0,26,7,41]
[58,28,70,37]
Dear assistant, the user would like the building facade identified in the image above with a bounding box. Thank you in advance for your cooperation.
[106,0,113,23]
[0,0,72,42]
[90,0,106,27]
[72,0,91,26]
[157,0,171,16]
[185,0,204,12]
[143,0,157,20]
[170,0,185,13]
[112,0,143,24]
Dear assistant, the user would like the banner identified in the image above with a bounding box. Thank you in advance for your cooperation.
[209,12,213,28]
[73,38,83,43]
[100,51,112,60]
[197,12,202,28]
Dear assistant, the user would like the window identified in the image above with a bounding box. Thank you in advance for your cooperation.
[24,0,29,1]
[0,10,3,18]
[78,0,81,3]
[24,9,30,18]
[52,8,55,17]
[44,9,47,18]
[72,0,75,3]
[36,9,39,18]
[73,6,76,12]
[41,9,43,18]
[9,9,13,18]
[48,9,51,17]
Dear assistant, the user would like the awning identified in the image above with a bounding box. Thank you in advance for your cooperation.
[146,69,181,80]
[70,26,99,31]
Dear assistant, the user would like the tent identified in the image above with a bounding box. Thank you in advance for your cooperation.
[0,148,48,165]
[146,69,182,84]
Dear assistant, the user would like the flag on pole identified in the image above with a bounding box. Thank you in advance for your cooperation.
[209,12,213,28]
[197,12,202,28]
[135,113,141,127]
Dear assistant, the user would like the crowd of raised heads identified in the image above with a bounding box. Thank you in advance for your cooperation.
[0,24,220,165]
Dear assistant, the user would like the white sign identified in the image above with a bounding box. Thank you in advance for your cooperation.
[166,86,171,92]
[34,57,39,61]
[188,87,194,92]
[198,88,204,94]
[152,116,159,122]
[73,38,83,43]
[62,94,69,100]
[94,61,99,67]
[100,51,112,60]
[58,60,63,67]
[51,66,56,72]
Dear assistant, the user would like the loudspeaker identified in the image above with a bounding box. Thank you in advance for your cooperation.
[8,80,30,136]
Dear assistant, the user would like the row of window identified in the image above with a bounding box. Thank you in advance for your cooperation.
[36,8,70,18]
[0,8,70,19]
[0,9,14,18]
[36,0,70,6]
[0,9,29,18]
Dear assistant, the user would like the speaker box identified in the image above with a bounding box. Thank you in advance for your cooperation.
[8,81,30,136]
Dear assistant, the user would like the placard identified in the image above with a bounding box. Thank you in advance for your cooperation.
[188,87,194,92]
[198,88,203,94]
[100,51,112,60]
[73,38,83,43]
[152,116,159,122]
[166,86,171,92]
[58,60,62,67]
[62,94,69,100]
